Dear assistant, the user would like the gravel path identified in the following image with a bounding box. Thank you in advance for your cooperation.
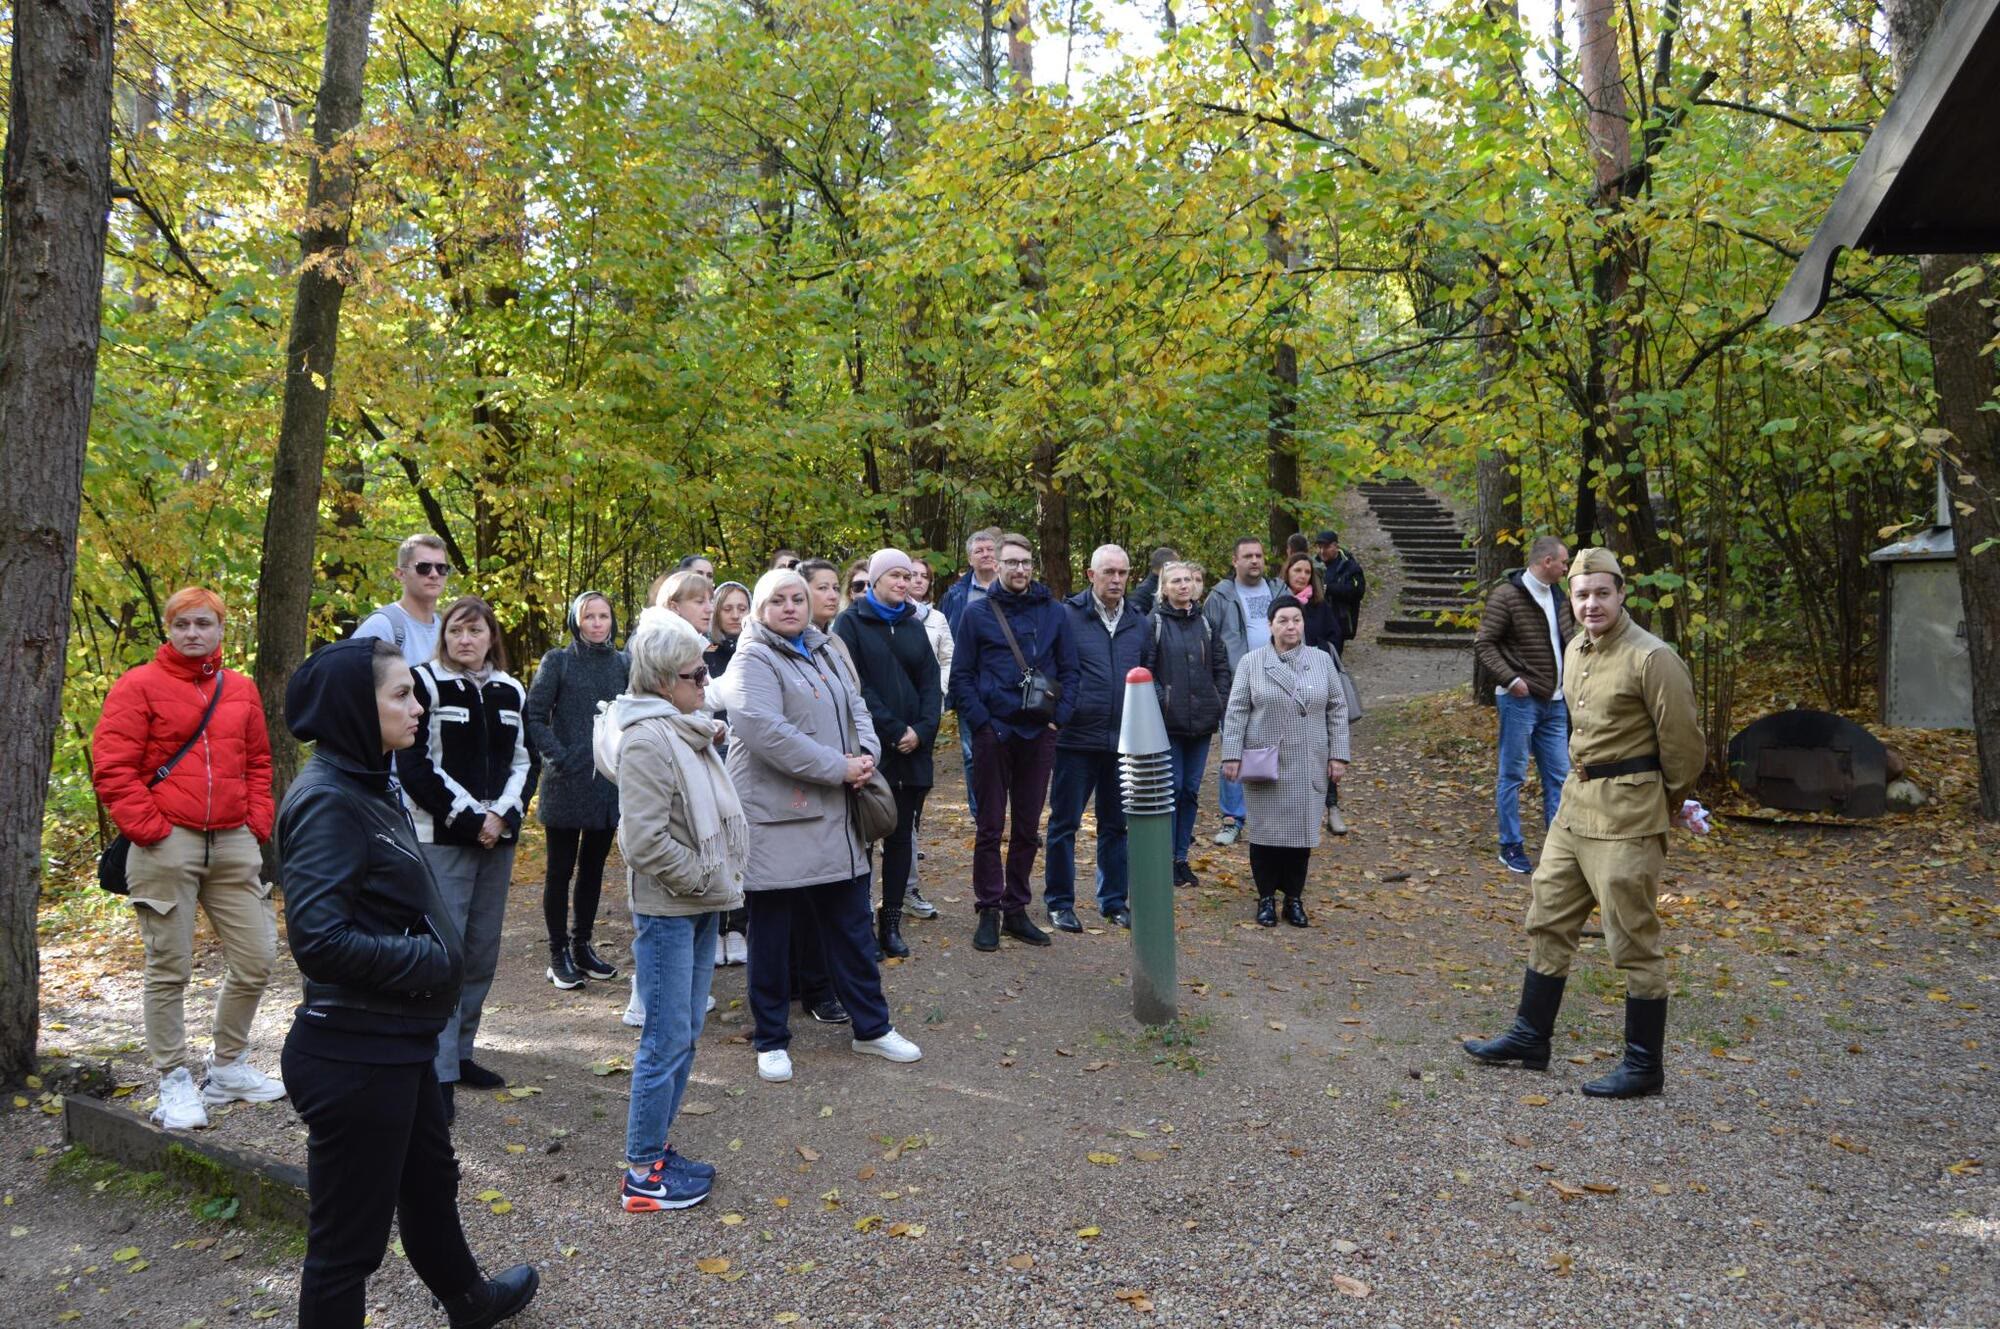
[6,689,1995,1328]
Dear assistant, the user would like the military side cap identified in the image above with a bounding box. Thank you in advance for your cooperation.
[1568,546,1622,580]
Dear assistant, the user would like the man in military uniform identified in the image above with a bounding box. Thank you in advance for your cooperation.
[1463,547,1705,1098]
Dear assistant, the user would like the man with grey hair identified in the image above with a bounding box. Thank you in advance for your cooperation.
[1474,534,1574,874]
[940,526,1004,820]
[1043,545,1153,930]
[354,533,451,663]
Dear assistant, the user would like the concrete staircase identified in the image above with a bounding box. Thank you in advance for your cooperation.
[1360,479,1478,650]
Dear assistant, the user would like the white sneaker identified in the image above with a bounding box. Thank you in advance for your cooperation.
[202,1057,286,1106]
[724,931,749,966]
[151,1066,209,1130]
[1213,819,1241,846]
[851,1029,922,1064]
[757,1049,793,1082]
[715,933,728,967]
[1325,805,1348,836]
[706,993,717,1013]
[623,990,647,1028]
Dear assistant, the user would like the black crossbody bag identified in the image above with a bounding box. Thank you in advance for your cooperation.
[989,602,1061,725]
[98,674,227,895]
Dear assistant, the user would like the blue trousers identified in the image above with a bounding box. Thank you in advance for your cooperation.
[1167,735,1212,865]
[625,910,719,1166]
[1043,747,1128,916]
[1218,771,1246,823]
[959,724,979,821]
[1496,693,1570,846]
[746,874,891,1050]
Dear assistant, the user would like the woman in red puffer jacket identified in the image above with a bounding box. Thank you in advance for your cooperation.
[91,586,284,1130]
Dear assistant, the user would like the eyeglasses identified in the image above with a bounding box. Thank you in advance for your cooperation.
[410,561,451,577]
[998,558,1033,569]
[677,666,710,685]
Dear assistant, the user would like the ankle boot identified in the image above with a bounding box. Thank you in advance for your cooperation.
[973,908,1001,952]
[1582,996,1668,1099]
[877,910,910,960]
[440,1263,539,1329]
[1255,895,1277,927]
[546,939,585,990]
[1281,894,1309,928]
[1463,968,1567,1070]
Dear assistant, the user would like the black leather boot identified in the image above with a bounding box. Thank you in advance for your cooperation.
[440,1263,539,1329]
[877,909,910,960]
[973,908,1001,952]
[1281,895,1309,928]
[1255,895,1277,927]
[1582,996,1667,1099]
[1463,968,1567,1070]
[1001,909,1052,946]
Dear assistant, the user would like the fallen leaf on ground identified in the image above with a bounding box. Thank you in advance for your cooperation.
[1132,1150,1166,1163]
[1087,1152,1121,1166]
[696,1257,731,1275]
[1007,1254,1034,1270]
[1332,1274,1371,1298]
[1077,1225,1102,1239]
[1520,1095,1551,1107]
[720,1214,745,1226]
[796,1145,820,1162]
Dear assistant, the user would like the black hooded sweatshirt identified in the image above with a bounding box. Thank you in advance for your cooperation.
[278,637,465,1062]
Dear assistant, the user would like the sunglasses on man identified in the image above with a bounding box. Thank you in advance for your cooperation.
[411,561,451,577]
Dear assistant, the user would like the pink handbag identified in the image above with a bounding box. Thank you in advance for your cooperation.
[1239,744,1280,783]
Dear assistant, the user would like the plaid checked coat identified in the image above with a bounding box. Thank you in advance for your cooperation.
[1220,644,1352,849]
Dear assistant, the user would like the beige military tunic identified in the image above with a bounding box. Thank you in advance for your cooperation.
[1525,610,1704,999]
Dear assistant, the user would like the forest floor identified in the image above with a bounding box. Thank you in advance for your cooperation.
[7,632,1997,1327]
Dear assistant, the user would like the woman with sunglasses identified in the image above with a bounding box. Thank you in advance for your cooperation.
[594,608,746,1211]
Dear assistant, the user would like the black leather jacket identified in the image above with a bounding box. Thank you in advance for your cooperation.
[277,754,464,1021]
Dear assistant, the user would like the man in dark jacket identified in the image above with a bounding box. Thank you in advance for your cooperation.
[951,532,1079,952]
[938,526,1003,823]
[1473,536,1574,874]
[833,549,944,959]
[1043,546,1154,932]
[1315,530,1367,648]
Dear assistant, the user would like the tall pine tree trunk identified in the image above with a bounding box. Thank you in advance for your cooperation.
[0,0,116,1081]
[1009,4,1071,592]
[1884,0,2000,819]
[252,0,376,810]
[1254,0,1302,553]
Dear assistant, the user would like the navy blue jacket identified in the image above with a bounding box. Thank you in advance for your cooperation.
[950,582,1079,741]
[1056,592,1155,752]
[939,571,1000,639]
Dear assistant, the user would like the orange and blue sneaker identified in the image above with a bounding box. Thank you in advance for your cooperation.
[621,1158,711,1212]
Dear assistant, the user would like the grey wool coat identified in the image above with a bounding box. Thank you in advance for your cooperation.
[712,620,880,891]
[1220,644,1352,849]
[523,639,628,830]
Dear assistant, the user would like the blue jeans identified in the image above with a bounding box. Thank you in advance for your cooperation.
[959,724,979,821]
[1167,735,1212,864]
[1043,748,1128,916]
[624,911,720,1167]
[1496,693,1570,847]
[1218,772,1245,824]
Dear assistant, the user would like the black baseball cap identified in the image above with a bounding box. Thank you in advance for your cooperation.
[1315,529,1339,545]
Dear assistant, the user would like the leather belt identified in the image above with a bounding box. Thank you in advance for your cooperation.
[1577,754,1661,781]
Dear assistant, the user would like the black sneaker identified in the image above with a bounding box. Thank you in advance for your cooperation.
[973,908,1001,952]
[573,940,618,980]
[905,887,938,919]
[1173,861,1198,888]
[458,1059,505,1090]
[547,943,585,990]
[1048,906,1083,933]
[809,998,850,1025]
[1002,910,1052,947]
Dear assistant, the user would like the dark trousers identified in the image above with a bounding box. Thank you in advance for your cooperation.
[542,825,614,945]
[878,785,928,919]
[970,727,1057,912]
[747,873,891,1050]
[788,925,833,1006]
[282,1040,480,1329]
[1248,843,1312,900]
[1043,747,1129,915]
